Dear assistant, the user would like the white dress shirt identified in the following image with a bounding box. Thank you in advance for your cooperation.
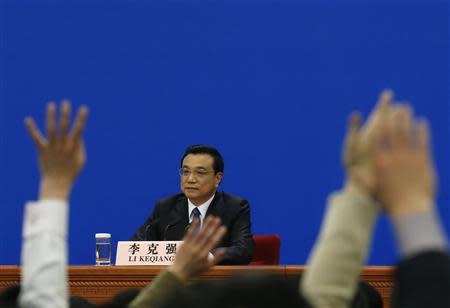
[19,200,68,308]
[187,194,215,228]
[187,194,215,260]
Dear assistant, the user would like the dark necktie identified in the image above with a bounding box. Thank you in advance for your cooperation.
[191,207,201,234]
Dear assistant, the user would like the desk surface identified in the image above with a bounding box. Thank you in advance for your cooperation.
[0,265,394,307]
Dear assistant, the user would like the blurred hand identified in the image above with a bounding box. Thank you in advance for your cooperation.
[373,105,436,218]
[25,101,89,200]
[169,216,227,282]
[342,90,392,195]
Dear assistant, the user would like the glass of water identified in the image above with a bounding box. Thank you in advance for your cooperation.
[95,233,111,266]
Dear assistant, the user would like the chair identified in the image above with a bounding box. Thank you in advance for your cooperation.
[250,234,281,265]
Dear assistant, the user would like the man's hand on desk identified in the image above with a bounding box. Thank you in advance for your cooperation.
[169,216,227,282]
[25,101,89,200]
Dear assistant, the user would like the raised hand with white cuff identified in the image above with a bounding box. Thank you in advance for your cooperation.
[19,101,88,308]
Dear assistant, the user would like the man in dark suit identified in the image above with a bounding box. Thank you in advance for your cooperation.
[131,145,255,265]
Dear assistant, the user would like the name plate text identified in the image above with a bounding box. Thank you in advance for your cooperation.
[116,241,183,265]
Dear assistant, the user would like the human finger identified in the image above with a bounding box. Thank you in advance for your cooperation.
[24,117,46,150]
[59,100,72,138]
[195,217,221,248]
[342,111,362,167]
[204,226,227,253]
[183,218,200,243]
[69,105,89,142]
[344,112,361,150]
[46,102,57,143]
[398,104,413,145]
[366,89,393,130]
[376,89,393,116]
[210,248,226,266]
[391,105,413,148]
[416,118,431,155]
[348,111,361,137]
[372,112,392,159]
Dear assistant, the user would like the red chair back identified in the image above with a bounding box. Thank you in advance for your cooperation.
[250,234,281,265]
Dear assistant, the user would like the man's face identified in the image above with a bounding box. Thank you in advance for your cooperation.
[180,154,222,205]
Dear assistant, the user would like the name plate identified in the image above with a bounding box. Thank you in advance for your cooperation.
[116,241,183,266]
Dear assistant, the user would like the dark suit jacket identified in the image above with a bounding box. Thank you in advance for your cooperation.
[391,250,450,308]
[131,191,255,265]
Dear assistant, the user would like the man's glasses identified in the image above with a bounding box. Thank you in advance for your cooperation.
[179,168,212,178]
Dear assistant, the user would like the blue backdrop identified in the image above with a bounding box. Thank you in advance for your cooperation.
[0,0,448,265]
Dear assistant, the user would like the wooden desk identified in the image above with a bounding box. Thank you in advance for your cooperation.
[0,265,394,306]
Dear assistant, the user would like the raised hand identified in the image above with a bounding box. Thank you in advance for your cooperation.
[373,105,436,218]
[342,90,392,195]
[25,101,89,200]
[169,216,227,282]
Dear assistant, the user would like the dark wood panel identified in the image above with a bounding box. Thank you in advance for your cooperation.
[286,266,394,308]
[0,265,394,306]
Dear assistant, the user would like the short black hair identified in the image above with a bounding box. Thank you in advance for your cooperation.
[0,286,98,308]
[0,285,20,308]
[97,288,140,308]
[181,144,224,174]
[159,272,310,308]
[351,281,383,308]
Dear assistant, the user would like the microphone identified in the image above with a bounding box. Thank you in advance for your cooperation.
[144,218,160,240]
[184,217,201,236]
[163,224,174,241]
[163,218,182,240]
[184,222,192,236]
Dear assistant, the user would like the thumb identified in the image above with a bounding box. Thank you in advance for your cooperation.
[211,248,226,265]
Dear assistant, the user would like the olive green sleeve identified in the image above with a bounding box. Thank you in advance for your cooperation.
[129,269,184,308]
[300,188,379,308]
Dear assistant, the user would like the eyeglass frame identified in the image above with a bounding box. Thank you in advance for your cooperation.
[179,167,217,178]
